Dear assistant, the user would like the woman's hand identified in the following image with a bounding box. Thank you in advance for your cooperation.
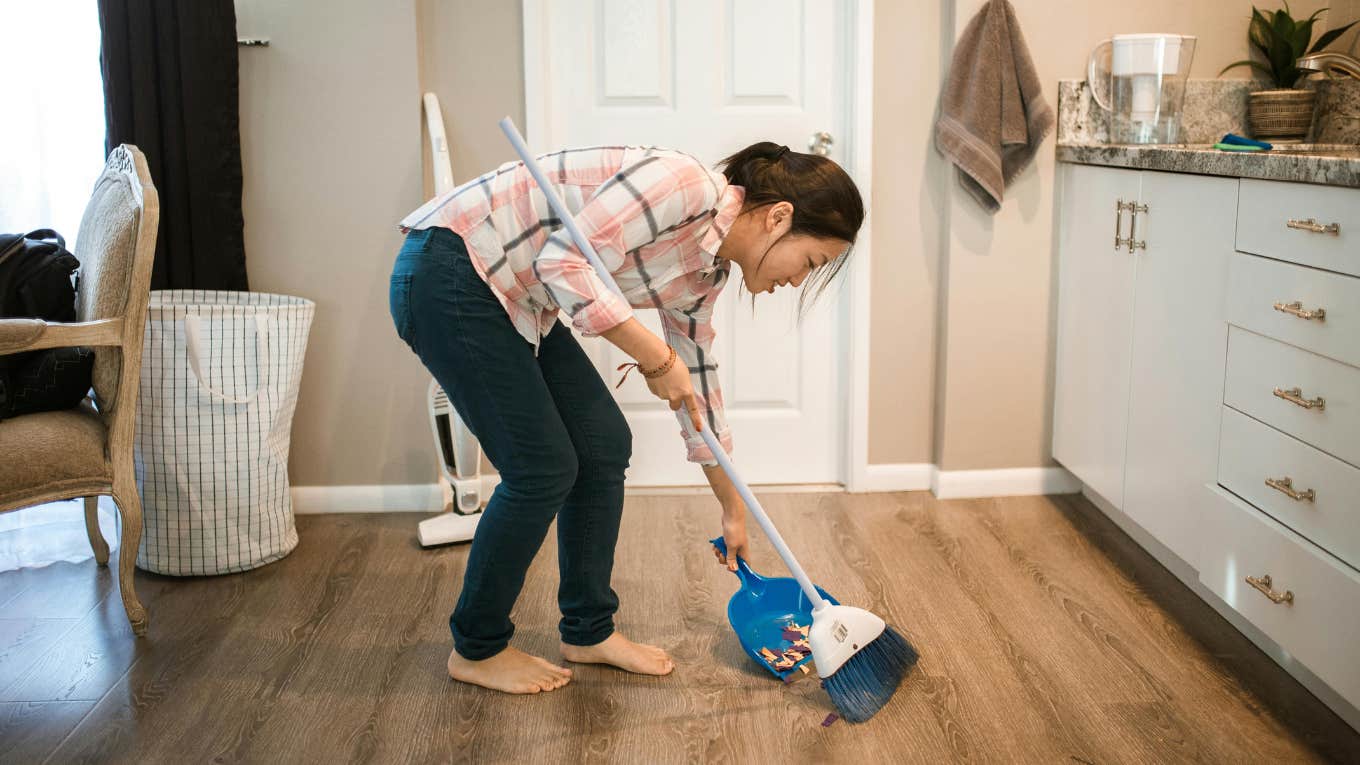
[713,514,750,572]
[645,360,703,433]
[599,318,702,432]
[703,464,748,571]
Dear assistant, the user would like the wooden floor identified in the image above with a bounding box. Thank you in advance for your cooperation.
[1,492,1357,764]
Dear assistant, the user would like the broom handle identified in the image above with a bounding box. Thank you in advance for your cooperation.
[499,118,827,611]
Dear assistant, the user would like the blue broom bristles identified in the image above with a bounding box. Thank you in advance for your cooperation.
[820,624,918,723]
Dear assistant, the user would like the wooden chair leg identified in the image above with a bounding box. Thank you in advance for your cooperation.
[111,481,148,637]
[83,496,110,566]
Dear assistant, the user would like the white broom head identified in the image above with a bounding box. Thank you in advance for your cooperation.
[808,602,886,678]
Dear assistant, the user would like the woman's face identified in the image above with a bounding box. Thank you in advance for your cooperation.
[746,233,847,295]
[728,201,848,295]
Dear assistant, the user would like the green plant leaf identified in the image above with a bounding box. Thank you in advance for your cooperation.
[1219,58,1277,78]
[1295,17,1317,58]
[1249,8,1274,60]
[1267,18,1297,85]
[1309,20,1359,53]
[1271,7,1296,45]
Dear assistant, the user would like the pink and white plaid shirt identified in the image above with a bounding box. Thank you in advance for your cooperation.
[398,146,743,464]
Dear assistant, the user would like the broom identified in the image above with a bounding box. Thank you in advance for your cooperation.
[498,118,918,722]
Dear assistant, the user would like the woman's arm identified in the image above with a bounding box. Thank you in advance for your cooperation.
[702,463,742,514]
[600,317,704,433]
[599,317,670,371]
[533,153,718,340]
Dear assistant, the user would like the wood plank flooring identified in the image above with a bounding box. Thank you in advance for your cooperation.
[1,492,1357,764]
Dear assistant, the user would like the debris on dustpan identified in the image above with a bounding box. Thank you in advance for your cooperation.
[821,713,839,727]
[757,620,814,677]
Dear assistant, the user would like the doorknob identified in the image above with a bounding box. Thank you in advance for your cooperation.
[808,131,834,156]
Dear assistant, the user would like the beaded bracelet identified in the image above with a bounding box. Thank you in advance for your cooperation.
[615,345,677,388]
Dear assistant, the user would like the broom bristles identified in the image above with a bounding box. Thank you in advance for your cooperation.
[820,624,918,723]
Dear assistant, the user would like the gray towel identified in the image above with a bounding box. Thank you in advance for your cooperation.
[935,0,1053,213]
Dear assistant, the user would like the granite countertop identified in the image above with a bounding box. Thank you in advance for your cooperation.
[1055,143,1360,189]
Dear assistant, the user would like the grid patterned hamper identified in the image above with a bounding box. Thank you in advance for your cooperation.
[134,290,315,575]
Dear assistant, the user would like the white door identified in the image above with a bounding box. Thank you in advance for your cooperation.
[1052,163,1140,508]
[524,0,851,486]
[1122,172,1235,566]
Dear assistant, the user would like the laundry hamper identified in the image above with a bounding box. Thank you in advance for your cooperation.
[134,290,315,575]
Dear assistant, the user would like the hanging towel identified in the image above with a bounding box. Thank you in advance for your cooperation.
[935,0,1053,214]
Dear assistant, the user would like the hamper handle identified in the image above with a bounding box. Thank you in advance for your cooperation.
[183,313,271,404]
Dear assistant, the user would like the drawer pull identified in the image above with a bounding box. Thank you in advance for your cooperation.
[1272,301,1326,321]
[1245,574,1295,605]
[1265,476,1316,502]
[1273,387,1326,410]
[1286,217,1340,236]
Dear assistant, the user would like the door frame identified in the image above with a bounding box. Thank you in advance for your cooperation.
[521,0,875,490]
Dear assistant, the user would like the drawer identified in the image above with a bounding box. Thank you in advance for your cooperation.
[1199,484,1360,709]
[1218,406,1360,570]
[1224,326,1360,467]
[1236,179,1359,278]
[1227,252,1360,368]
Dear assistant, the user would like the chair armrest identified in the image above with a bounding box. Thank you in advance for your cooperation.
[0,318,124,354]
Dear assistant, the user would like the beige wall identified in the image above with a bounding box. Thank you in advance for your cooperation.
[865,0,948,465]
[236,0,1360,488]
[236,0,423,487]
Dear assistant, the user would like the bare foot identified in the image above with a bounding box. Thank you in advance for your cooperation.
[446,646,572,694]
[560,632,675,676]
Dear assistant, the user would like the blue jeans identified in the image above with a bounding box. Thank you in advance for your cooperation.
[389,227,631,660]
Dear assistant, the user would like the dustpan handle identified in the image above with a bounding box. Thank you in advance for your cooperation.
[498,116,827,610]
[710,536,762,589]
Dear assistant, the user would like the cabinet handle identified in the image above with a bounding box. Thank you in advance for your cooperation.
[1273,301,1326,321]
[1127,203,1148,253]
[1286,217,1340,236]
[1114,199,1128,250]
[1245,574,1295,605]
[1265,476,1316,502]
[1273,387,1326,410]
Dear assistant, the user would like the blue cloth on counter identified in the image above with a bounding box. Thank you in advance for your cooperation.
[1220,133,1273,150]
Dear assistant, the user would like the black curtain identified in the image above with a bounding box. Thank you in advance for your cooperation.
[98,0,248,291]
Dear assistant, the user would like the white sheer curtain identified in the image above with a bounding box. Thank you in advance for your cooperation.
[0,0,106,249]
[0,0,114,568]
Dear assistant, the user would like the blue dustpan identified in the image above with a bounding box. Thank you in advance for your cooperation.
[711,537,840,680]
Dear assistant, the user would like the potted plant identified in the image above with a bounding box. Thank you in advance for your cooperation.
[1220,2,1358,140]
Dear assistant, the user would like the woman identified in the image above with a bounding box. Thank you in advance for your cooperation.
[391,141,864,694]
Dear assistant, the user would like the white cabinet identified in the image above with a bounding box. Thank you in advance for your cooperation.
[1122,171,1236,566]
[1054,165,1235,566]
[1053,164,1139,508]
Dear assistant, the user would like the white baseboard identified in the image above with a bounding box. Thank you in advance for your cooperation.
[290,465,1079,512]
[291,476,501,515]
[931,466,1081,499]
[291,484,441,514]
[853,463,934,493]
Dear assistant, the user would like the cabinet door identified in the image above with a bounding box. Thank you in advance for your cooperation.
[1123,171,1236,567]
[1053,164,1141,508]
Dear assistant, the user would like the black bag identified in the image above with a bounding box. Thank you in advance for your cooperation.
[0,229,94,420]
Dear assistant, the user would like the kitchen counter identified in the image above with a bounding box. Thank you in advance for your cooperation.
[1056,143,1360,189]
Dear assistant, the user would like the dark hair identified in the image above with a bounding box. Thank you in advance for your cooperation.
[716,141,865,317]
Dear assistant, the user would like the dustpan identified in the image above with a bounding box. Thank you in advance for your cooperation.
[711,537,840,680]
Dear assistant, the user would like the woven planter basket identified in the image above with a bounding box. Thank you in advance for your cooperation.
[1248,89,1316,140]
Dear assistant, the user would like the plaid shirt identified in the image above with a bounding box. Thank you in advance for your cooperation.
[399,146,742,464]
